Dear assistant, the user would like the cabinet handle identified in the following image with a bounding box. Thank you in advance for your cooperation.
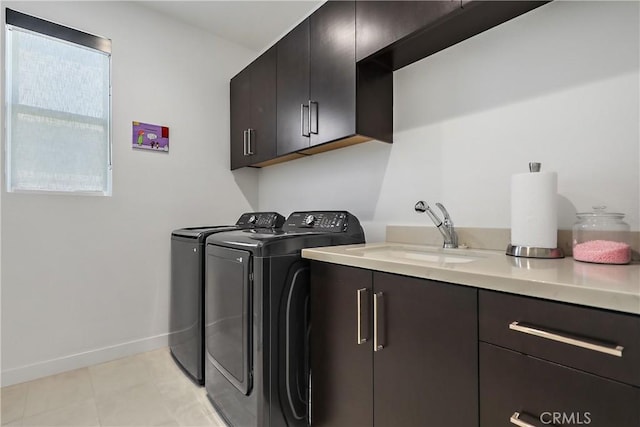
[357,288,369,345]
[510,412,543,427]
[310,101,318,135]
[307,371,312,425]
[300,104,310,137]
[243,129,248,156]
[373,292,384,351]
[246,128,254,155]
[509,321,624,357]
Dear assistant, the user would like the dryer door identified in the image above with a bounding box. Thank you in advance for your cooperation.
[279,261,311,426]
[205,245,252,395]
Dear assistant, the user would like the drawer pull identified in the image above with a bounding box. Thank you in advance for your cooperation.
[510,412,540,427]
[509,321,624,357]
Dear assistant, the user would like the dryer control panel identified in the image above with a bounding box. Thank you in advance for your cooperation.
[285,211,352,232]
[236,212,285,229]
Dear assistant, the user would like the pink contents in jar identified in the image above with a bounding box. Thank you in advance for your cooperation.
[573,240,631,264]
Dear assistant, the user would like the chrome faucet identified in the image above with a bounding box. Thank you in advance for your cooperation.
[414,201,458,248]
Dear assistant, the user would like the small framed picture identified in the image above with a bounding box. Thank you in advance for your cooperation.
[132,121,169,152]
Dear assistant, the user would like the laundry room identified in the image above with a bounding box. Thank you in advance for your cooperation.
[1,1,639,427]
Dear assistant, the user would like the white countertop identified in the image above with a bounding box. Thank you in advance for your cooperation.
[302,242,640,315]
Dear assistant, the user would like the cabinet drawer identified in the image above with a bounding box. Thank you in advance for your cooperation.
[479,290,640,386]
[480,343,640,427]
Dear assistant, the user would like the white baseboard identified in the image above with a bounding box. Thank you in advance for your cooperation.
[1,333,169,387]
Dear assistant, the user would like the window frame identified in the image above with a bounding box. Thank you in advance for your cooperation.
[4,8,113,196]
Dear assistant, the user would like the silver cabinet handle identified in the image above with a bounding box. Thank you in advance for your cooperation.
[309,101,318,135]
[357,288,368,344]
[300,104,310,137]
[373,292,384,352]
[243,129,248,156]
[246,128,254,155]
[509,321,624,357]
[510,412,538,427]
[308,100,313,136]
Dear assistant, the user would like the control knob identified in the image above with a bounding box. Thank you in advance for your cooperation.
[304,214,316,227]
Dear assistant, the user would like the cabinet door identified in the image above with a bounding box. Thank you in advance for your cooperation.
[230,48,276,169]
[356,1,461,62]
[276,20,310,156]
[480,343,640,427]
[373,273,478,427]
[309,1,356,147]
[230,67,251,170]
[248,46,277,164]
[310,262,373,427]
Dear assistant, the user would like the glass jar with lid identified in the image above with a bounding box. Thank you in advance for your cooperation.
[572,206,631,264]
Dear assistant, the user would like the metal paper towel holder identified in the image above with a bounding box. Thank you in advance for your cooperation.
[506,162,565,259]
[506,244,564,258]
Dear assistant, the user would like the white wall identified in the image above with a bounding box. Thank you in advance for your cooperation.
[1,1,258,385]
[259,1,640,243]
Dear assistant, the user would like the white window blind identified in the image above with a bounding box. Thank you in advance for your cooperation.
[5,10,112,195]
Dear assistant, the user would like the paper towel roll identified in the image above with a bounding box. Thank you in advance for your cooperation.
[511,171,558,248]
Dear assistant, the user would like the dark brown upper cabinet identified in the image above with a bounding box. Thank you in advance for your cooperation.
[308,1,358,148]
[276,19,310,156]
[231,0,550,169]
[276,1,393,158]
[356,1,461,63]
[358,0,549,71]
[230,47,277,170]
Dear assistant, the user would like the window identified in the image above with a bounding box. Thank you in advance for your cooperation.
[4,9,112,195]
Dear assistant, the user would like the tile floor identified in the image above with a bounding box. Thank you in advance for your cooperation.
[0,348,226,426]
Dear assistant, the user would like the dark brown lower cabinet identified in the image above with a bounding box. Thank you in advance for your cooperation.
[311,263,640,426]
[480,343,640,427]
[310,261,478,427]
[310,262,373,427]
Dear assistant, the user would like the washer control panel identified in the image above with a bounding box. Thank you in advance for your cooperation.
[236,212,285,229]
[285,212,349,232]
